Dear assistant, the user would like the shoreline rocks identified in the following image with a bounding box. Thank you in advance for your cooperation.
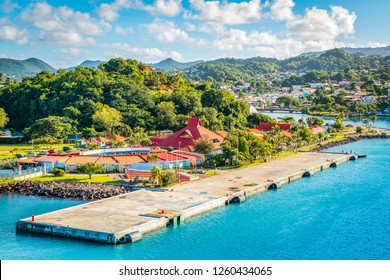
[310,134,390,152]
[0,181,132,200]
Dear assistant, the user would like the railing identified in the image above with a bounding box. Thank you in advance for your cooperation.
[13,166,45,180]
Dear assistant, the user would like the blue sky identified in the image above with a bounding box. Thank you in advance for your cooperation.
[0,0,389,68]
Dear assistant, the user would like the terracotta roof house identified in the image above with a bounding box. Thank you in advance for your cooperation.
[151,118,225,151]
[105,134,126,141]
[85,134,126,147]
[248,128,264,139]
[258,122,292,132]
[310,126,325,135]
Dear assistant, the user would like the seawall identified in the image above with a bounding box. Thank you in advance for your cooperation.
[16,152,355,244]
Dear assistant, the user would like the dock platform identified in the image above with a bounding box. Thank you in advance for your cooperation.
[16,152,354,244]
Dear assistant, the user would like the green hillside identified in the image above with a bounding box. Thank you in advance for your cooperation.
[151,58,203,70]
[0,58,56,80]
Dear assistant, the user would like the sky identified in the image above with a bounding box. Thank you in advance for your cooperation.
[0,0,389,68]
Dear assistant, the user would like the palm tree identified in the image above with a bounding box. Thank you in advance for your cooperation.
[76,162,104,179]
[370,114,377,129]
[147,154,160,163]
[151,165,163,186]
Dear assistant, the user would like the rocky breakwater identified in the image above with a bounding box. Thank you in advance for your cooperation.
[310,134,390,152]
[0,181,131,200]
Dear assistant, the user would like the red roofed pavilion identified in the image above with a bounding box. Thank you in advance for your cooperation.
[151,118,225,151]
[258,122,292,132]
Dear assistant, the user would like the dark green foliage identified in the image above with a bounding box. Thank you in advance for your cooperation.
[0,58,250,135]
[247,113,274,128]
[51,168,65,177]
[24,116,73,140]
[193,137,215,154]
[161,170,177,186]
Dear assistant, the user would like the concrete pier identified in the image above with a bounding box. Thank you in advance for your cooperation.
[16,152,351,244]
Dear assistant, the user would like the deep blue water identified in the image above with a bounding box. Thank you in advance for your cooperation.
[1,139,389,260]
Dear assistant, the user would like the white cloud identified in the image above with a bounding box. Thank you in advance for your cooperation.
[0,0,20,13]
[39,31,96,46]
[212,29,280,51]
[145,19,190,43]
[102,42,182,62]
[367,41,387,48]
[188,0,262,25]
[22,2,106,36]
[115,25,133,35]
[209,26,353,59]
[286,6,356,40]
[21,2,108,46]
[269,0,294,21]
[0,25,28,44]
[184,22,197,31]
[97,0,136,21]
[98,0,181,21]
[144,0,182,16]
[57,48,92,57]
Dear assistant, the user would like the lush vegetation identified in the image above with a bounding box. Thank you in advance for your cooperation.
[0,58,250,140]
[183,49,386,86]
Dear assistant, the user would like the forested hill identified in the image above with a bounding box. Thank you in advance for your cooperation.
[0,58,56,81]
[184,49,388,83]
[150,58,203,70]
[0,58,249,136]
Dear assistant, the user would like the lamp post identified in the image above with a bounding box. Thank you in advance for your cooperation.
[236,135,239,168]
[178,142,181,182]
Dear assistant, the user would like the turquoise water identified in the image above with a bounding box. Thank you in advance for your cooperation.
[1,139,390,260]
[264,112,390,129]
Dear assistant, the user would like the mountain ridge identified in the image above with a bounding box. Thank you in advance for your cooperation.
[0,58,56,80]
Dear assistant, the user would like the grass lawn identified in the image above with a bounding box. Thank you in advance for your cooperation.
[30,175,119,184]
[0,143,77,161]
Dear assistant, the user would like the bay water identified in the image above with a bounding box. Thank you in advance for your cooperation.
[1,139,389,260]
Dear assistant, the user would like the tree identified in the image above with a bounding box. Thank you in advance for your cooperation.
[92,103,123,133]
[275,96,301,108]
[147,154,160,163]
[306,117,324,127]
[76,162,104,179]
[278,116,296,124]
[193,137,215,154]
[247,113,274,128]
[51,168,65,177]
[355,126,364,134]
[24,116,72,140]
[87,143,100,150]
[0,108,9,128]
[107,139,126,148]
[151,165,163,185]
[155,101,178,130]
[161,171,176,186]
[370,115,377,128]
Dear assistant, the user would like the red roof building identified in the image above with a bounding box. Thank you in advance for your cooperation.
[151,118,225,151]
[310,125,325,135]
[258,122,292,132]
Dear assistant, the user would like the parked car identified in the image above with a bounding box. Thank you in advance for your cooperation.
[15,154,24,158]
[38,151,48,155]
[27,152,36,157]
[63,146,72,152]
[48,149,56,154]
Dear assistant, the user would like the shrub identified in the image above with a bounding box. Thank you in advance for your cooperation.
[51,168,65,177]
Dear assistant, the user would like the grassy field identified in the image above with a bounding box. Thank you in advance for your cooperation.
[0,143,77,161]
[30,175,119,184]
